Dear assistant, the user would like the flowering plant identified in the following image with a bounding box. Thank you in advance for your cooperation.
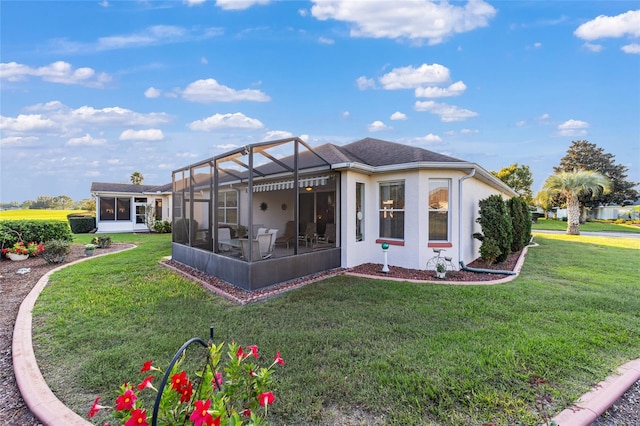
[88,341,284,426]
[2,241,44,257]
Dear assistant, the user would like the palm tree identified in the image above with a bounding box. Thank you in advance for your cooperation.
[130,171,144,185]
[542,170,611,235]
[534,190,553,219]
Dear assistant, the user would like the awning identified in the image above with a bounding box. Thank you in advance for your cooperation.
[252,175,330,192]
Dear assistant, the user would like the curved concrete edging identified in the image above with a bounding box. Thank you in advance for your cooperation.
[13,245,136,426]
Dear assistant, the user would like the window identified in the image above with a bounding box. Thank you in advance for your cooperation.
[217,191,238,224]
[428,179,450,241]
[379,181,404,239]
[117,198,131,221]
[99,197,131,221]
[356,182,364,241]
[100,197,115,221]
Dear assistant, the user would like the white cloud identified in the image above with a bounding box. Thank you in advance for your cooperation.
[516,120,527,127]
[379,63,450,89]
[415,133,442,143]
[557,119,590,136]
[310,0,496,45]
[0,114,58,132]
[622,43,640,54]
[584,42,603,52]
[574,10,640,40]
[184,0,206,6]
[390,111,407,121]
[368,120,390,132]
[533,42,542,48]
[106,159,121,165]
[0,136,39,146]
[201,57,209,64]
[188,112,264,131]
[263,130,294,140]
[181,78,270,103]
[460,128,479,134]
[144,87,162,98]
[119,129,164,141]
[0,61,111,88]
[414,101,478,122]
[68,105,170,126]
[538,113,551,121]
[318,36,335,45]
[216,144,238,150]
[67,133,107,146]
[356,76,376,90]
[215,0,270,10]
[415,81,466,98]
[50,25,223,54]
[342,111,350,118]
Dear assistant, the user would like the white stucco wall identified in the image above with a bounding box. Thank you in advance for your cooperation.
[340,168,514,270]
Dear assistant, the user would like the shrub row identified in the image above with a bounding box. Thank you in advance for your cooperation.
[67,213,96,234]
[474,195,531,264]
[0,220,73,248]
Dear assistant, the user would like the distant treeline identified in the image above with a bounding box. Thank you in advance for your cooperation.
[1,195,95,211]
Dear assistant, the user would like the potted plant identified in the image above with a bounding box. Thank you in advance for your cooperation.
[2,241,44,261]
[84,243,97,256]
[436,262,447,279]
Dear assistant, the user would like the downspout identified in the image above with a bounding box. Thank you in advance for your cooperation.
[458,168,476,266]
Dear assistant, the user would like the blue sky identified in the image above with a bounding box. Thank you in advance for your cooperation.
[1,0,639,203]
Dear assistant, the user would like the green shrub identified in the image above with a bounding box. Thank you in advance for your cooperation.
[42,239,72,264]
[91,235,112,248]
[152,220,172,233]
[479,237,501,265]
[0,220,73,249]
[507,197,531,252]
[67,214,96,233]
[475,194,513,263]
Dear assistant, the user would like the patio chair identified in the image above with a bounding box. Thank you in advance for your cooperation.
[217,227,232,252]
[257,233,273,259]
[274,221,296,249]
[315,223,336,249]
[300,222,317,247]
[267,228,279,252]
[240,238,262,262]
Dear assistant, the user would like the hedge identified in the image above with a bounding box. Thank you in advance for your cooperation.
[0,220,73,248]
[67,213,96,234]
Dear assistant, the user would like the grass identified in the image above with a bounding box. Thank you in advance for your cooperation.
[532,218,640,233]
[0,209,91,221]
[32,233,640,425]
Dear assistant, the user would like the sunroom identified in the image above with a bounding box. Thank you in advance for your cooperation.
[171,137,341,291]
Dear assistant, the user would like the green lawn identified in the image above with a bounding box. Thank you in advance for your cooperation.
[32,233,640,425]
[532,218,640,233]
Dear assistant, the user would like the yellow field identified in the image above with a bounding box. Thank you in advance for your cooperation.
[0,209,91,221]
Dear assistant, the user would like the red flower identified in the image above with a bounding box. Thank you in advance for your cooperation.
[171,371,188,392]
[140,360,154,372]
[137,375,155,391]
[236,346,248,359]
[243,408,252,417]
[87,396,103,418]
[247,345,259,359]
[124,408,148,426]
[258,392,275,406]
[190,399,215,426]
[115,389,137,411]
[179,380,193,403]
[274,351,285,365]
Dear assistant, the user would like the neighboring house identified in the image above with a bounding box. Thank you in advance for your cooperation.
[590,201,639,220]
[171,137,517,291]
[90,182,172,233]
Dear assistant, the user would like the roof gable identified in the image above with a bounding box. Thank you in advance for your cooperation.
[90,182,169,194]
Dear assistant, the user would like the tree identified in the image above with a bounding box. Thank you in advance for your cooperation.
[554,140,638,208]
[76,198,96,212]
[542,170,611,235]
[130,171,144,185]
[534,190,553,219]
[491,163,534,204]
[475,194,513,263]
[53,195,74,209]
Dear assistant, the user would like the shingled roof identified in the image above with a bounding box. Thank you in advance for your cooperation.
[333,137,463,167]
[90,182,170,194]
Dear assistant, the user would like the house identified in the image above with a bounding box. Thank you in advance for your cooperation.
[90,182,172,233]
[171,137,517,291]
